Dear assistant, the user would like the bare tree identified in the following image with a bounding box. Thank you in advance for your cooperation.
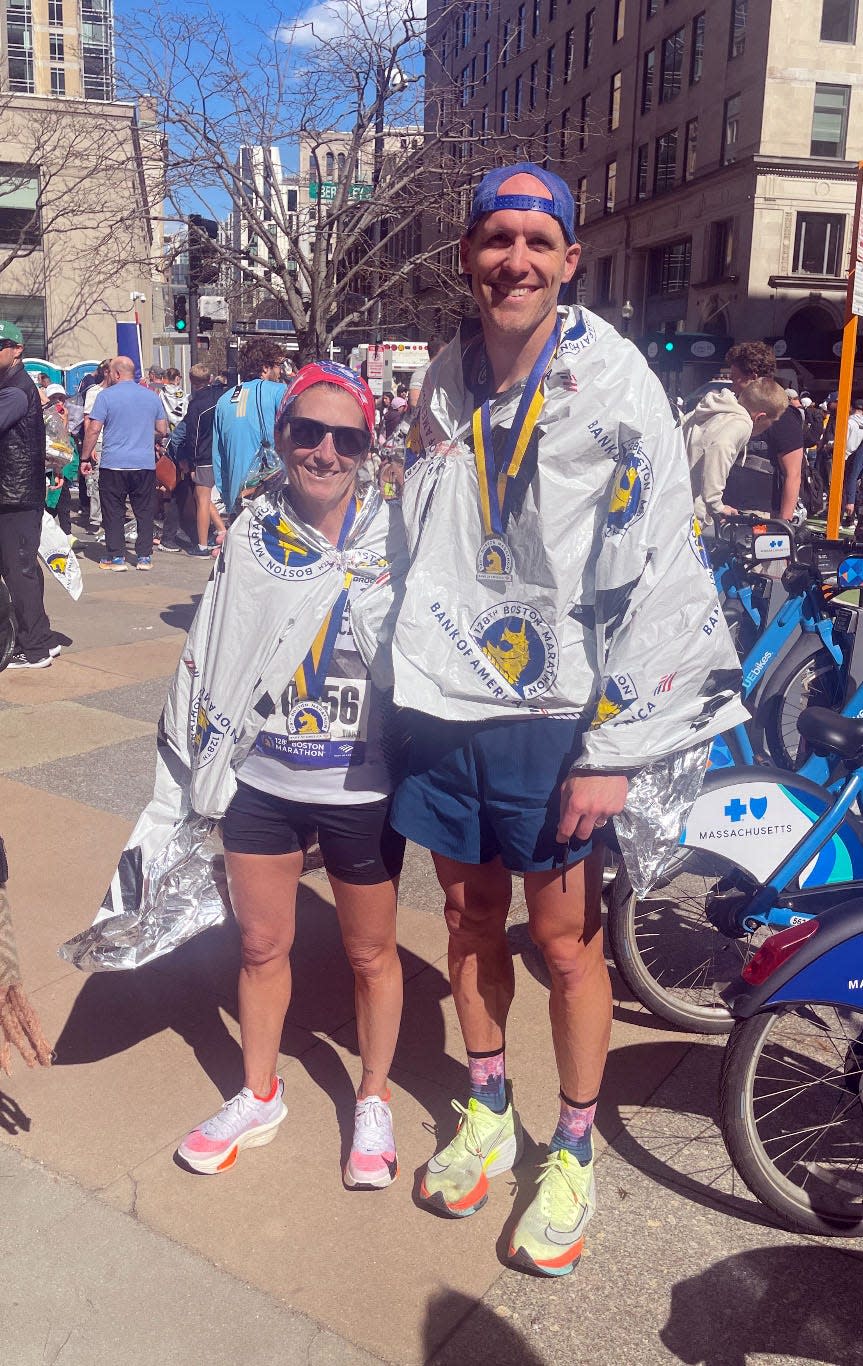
[0,93,162,355]
[118,0,544,363]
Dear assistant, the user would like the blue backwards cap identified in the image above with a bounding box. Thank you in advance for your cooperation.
[467,162,577,244]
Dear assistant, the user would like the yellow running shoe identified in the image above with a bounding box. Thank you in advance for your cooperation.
[420,1088,523,1217]
[509,1149,596,1276]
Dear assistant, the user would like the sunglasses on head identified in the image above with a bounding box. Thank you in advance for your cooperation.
[0,340,18,351]
[286,415,371,459]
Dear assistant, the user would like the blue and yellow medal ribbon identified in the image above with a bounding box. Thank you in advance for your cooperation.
[472,319,561,537]
[292,496,358,702]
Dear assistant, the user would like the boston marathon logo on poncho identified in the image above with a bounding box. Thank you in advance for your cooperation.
[248,512,328,581]
[469,602,559,700]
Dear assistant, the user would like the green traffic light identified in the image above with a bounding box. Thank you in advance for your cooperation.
[664,340,675,351]
[176,320,187,331]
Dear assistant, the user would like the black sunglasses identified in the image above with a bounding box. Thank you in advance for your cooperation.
[0,340,18,351]
[286,415,371,459]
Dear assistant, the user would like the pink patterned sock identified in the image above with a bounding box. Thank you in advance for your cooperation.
[467,1047,507,1113]
[549,1091,597,1166]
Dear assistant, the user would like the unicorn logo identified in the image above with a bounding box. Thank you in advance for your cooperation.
[591,673,638,729]
[475,535,513,584]
[287,699,330,738]
[605,447,653,538]
[249,511,326,580]
[470,602,559,700]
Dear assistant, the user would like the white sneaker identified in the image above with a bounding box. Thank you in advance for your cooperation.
[177,1080,287,1174]
[344,1094,398,1189]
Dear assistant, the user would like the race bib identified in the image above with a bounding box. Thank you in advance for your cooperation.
[254,676,370,769]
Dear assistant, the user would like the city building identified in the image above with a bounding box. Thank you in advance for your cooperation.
[0,0,163,364]
[426,0,863,393]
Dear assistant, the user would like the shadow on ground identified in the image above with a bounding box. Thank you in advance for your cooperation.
[52,879,455,1157]
[661,1244,863,1366]
[424,1289,546,1365]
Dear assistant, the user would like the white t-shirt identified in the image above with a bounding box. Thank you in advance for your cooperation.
[237,576,392,804]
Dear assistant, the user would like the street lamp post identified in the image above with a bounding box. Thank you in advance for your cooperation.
[621,299,635,336]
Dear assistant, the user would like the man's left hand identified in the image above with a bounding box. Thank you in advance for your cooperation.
[557,772,629,843]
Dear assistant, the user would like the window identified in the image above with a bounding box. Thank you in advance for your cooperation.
[544,121,553,162]
[654,128,678,192]
[723,93,741,163]
[440,30,447,68]
[576,176,588,226]
[811,83,850,156]
[690,12,705,83]
[605,160,617,213]
[559,108,569,161]
[460,65,470,107]
[597,256,613,303]
[337,152,346,178]
[533,0,541,37]
[0,165,40,247]
[564,28,575,81]
[584,7,595,66]
[50,66,65,94]
[480,105,489,140]
[793,212,845,273]
[47,0,62,21]
[549,0,557,19]
[0,294,45,355]
[482,41,490,82]
[821,0,858,41]
[500,86,509,132]
[517,4,526,52]
[514,74,523,118]
[614,0,625,42]
[325,151,335,178]
[660,28,684,102]
[81,0,114,100]
[649,240,691,295]
[636,144,649,199]
[729,0,747,58]
[6,0,35,93]
[49,32,63,60]
[529,60,539,110]
[579,93,589,150]
[49,30,65,93]
[708,219,734,279]
[641,48,655,113]
[546,44,555,98]
[684,117,698,179]
[502,19,511,64]
[646,0,658,15]
[609,71,622,131]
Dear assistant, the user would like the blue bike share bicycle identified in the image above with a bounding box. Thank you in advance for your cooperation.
[714,706,863,1236]
[607,525,863,1032]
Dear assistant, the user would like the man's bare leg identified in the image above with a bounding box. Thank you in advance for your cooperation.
[420,853,521,1216]
[523,847,611,1105]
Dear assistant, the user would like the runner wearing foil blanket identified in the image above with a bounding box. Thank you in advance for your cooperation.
[64,362,405,1189]
[357,164,747,1275]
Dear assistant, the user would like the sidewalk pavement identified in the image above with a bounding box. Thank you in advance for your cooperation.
[0,542,860,1365]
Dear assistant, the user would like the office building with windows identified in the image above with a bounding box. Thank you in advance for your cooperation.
[426,0,863,390]
[0,0,163,364]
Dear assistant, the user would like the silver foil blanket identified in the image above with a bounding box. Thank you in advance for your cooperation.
[613,743,710,896]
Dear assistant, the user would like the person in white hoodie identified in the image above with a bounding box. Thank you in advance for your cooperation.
[684,378,788,529]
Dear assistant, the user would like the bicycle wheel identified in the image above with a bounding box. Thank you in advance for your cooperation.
[607,856,770,1035]
[720,1006,863,1236]
[760,645,845,770]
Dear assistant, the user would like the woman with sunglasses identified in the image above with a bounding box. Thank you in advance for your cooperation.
[175,362,406,1186]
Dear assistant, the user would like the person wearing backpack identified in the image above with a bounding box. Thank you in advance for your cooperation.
[212,339,287,521]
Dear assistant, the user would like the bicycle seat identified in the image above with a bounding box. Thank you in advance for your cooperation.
[797,707,863,764]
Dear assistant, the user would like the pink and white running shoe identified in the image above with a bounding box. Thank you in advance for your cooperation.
[177,1080,287,1174]
[344,1094,398,1189]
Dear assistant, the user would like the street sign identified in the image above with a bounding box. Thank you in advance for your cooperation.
[366,349,385,397]
[309,181,373,202]
[198,295,228,321]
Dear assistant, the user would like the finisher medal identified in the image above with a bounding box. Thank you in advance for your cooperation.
[472,319,561,585]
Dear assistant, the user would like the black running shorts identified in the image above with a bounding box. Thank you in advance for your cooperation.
[222,781,405,885]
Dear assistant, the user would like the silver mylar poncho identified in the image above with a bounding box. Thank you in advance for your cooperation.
[352,306,750,893]
[59,485,402,971]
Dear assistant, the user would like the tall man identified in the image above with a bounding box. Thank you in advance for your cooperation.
[0,321,55,669]
[372,164,744,1276]
[80,356,168,571]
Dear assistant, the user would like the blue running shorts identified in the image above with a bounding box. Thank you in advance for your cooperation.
[390,712,592,872]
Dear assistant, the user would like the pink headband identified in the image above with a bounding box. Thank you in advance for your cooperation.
[276,361,377,435]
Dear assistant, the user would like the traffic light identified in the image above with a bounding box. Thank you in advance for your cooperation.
[188,214,220,287]
[663,322,677,354]
[173,294,187,332]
